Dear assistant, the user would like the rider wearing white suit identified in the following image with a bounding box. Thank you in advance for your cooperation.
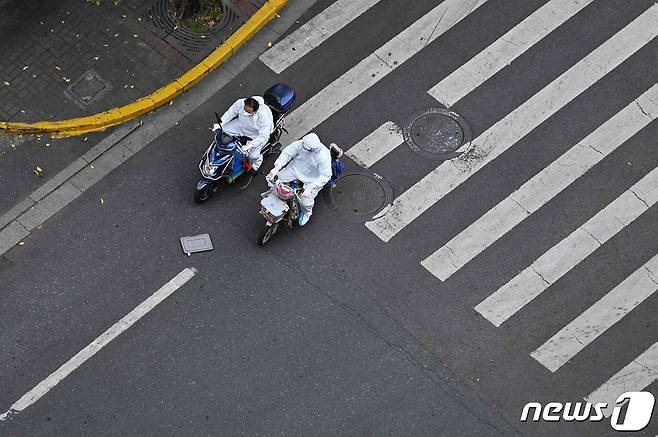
[267,133,332,226]
[218,96,274,172]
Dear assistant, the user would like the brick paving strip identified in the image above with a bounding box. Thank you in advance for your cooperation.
[0,0,287,137]
[0,0,315,256]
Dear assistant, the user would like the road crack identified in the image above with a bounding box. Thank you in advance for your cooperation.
[629,188,650,209]
[530,266,551,286]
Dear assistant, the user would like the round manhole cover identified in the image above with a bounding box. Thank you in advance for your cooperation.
[403,108,472,159]
[324,173,393,222]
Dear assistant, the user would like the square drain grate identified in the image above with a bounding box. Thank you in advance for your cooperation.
[64,69,111,109]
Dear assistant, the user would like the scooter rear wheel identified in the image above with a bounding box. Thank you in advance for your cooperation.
[193,187,213,203]
[257,223,279,246]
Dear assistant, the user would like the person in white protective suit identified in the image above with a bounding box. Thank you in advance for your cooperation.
[213,96,274,174]
[266,133,332,226]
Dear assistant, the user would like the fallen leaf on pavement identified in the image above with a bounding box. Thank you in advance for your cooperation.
[100,198,104,204]
[3,81,9,86]
[22,66,29,71]
[18,242,25,246]
[55,66,61,71]
[63,77,71,82]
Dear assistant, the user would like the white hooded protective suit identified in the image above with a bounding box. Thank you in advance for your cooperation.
[220,96,274,170]
[272,133,332,216]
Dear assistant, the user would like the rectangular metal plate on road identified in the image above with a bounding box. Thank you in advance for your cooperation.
[180,233,213,256]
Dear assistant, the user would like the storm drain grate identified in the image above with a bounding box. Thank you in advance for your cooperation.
[64,70,111,109]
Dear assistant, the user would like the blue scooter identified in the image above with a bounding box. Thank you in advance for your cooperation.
[194,83,296,204]
[193,113,252,203]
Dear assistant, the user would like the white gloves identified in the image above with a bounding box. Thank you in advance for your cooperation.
[266,166,280,182]
[211,123,221,132]
[302,186,315,197]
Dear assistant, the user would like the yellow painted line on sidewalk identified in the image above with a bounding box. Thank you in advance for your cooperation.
[0,0,287,138]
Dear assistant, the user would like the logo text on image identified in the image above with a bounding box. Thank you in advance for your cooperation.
[520,391,655,432]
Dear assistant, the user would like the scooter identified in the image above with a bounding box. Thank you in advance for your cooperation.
[194,83,296,203]
[257,178,303,246]
[257,144,345,246]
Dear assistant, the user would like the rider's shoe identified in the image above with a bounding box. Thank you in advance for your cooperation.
[298,211,310,226]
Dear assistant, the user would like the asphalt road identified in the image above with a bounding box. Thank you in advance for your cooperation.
[1,0,657,436]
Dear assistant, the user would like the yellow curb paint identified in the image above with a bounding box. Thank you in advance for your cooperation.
[0,0,288,137]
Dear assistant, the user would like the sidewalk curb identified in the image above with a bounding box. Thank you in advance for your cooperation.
[0,0,288,138]
[0,121,140,248]
[0,0,318,257]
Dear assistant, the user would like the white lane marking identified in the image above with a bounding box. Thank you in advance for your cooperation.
[283,0,490,141]
[0,268,197,422]
[346,121,404,168]
[428,0,595,107]
[365,5,658,242]
[530,254,658,372]
[422,84,658,281]
[259,0,384,74]
[475,166,658,327]
[585,342,658,417]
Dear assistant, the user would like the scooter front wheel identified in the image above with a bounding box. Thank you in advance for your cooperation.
[257,222,279,246]
[193,186,213,203]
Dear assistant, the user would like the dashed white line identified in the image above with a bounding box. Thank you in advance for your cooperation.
[0,268,197,422]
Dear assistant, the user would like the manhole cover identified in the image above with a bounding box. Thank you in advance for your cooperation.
[403,108,471,159]
[64,70,110,109]
[324,173,393,222]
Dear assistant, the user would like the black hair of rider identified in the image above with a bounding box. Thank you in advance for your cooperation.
[244,97,259,112]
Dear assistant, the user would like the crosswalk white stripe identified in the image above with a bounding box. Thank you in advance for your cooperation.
[283,0,490,142]
[585,342,658,417]
[428,0,596,107]
[259,0,384,74]
[346,121,404,168]
[530,253,658,372]
[475,166,658,327]
[422,84,658,281]
[366,5,658,242]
